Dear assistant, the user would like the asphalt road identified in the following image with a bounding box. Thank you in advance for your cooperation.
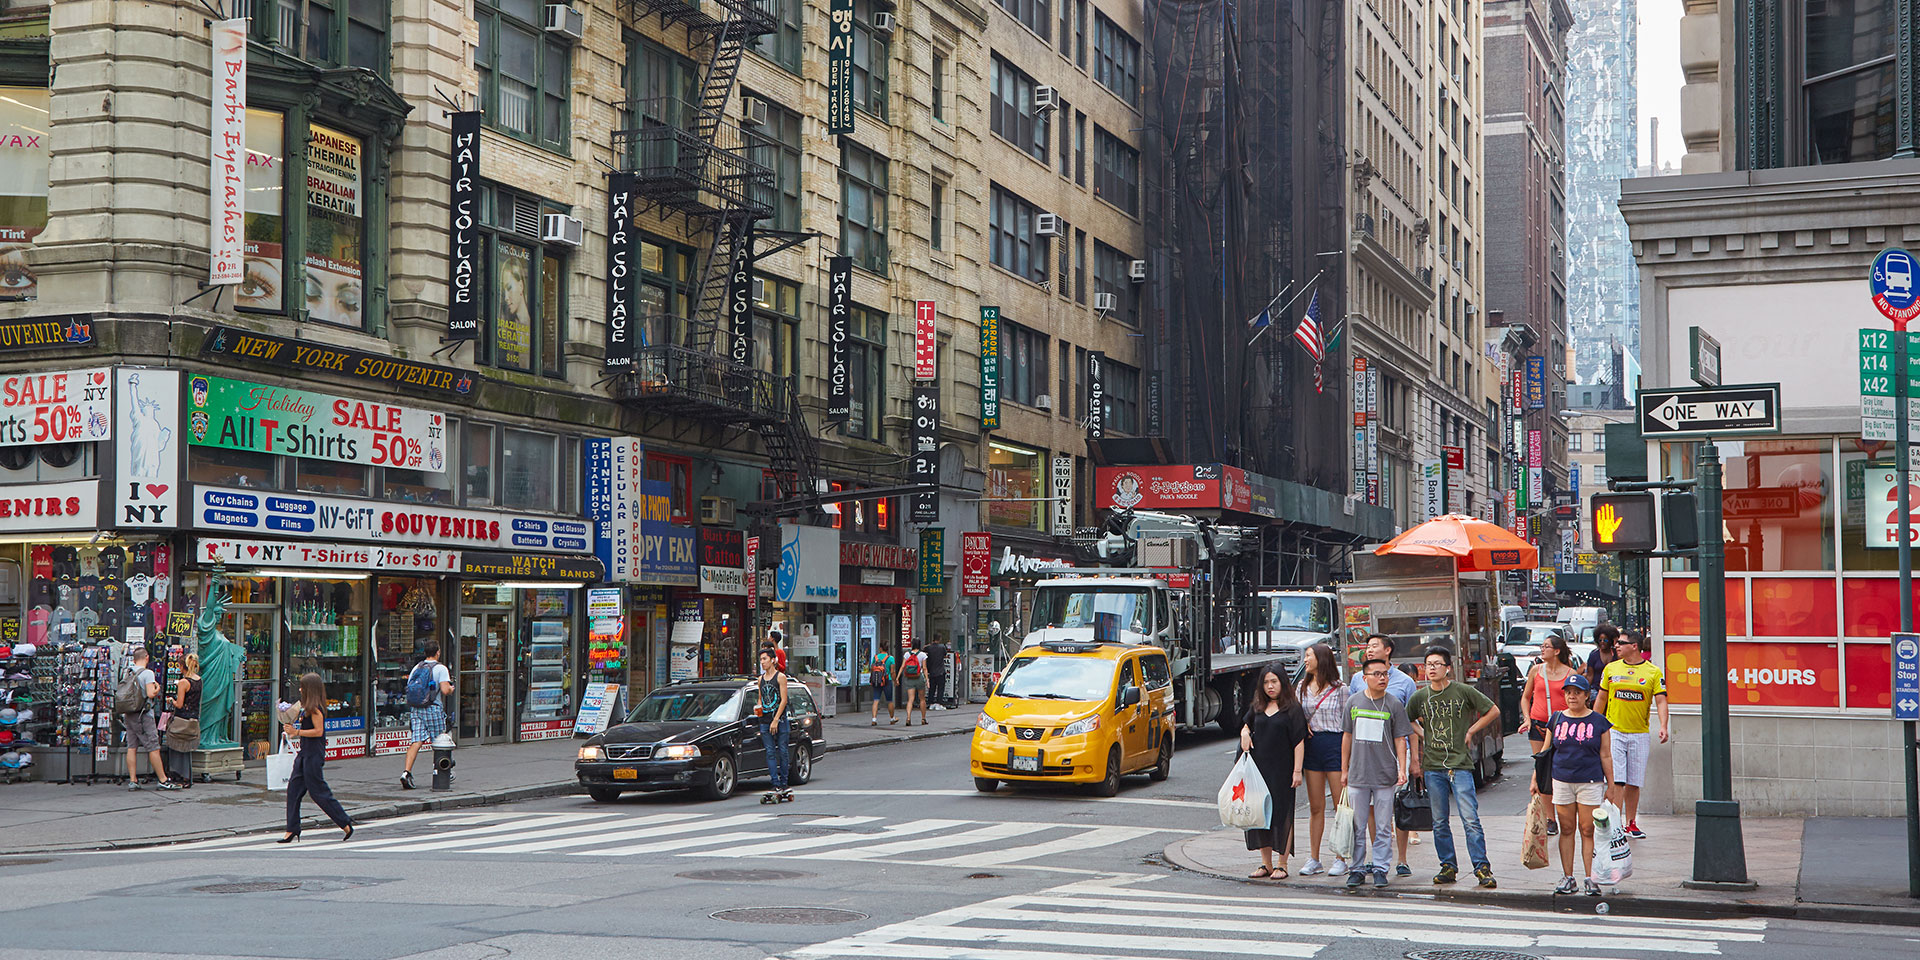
[2,726,1915,960]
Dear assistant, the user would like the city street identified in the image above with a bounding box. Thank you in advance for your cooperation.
[4,730,1917,960]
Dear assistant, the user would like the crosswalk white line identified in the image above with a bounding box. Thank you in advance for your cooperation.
[783,944,1165,960]
[850,923,1320,958]
[924,826,1165,868]
[586,829,783,856]
[368,812,699,853]
[331,813,633,851]
[829,822,1058,861]
[484,813,770,854]
[715,818,972,859]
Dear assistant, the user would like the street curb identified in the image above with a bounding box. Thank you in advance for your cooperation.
[1160,839,1920,929]
[12,725,970,856]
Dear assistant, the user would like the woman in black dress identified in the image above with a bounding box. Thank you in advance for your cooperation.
[1238,661,1308,878]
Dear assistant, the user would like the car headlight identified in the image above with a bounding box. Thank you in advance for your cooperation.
[1059,715,1101,737]
[577,745,604,762]
[975,713,1003,734]
[654,744,700,760]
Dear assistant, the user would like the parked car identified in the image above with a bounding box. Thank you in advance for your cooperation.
[574,677,825,802]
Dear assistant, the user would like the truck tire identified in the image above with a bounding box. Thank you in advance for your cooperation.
[1213,680,1243,735]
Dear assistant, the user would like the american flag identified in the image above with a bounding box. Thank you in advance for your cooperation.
[1292,291,1325,362]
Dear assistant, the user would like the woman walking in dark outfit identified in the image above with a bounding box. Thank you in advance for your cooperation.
[1238,662,1308,879]
[279,672,354,843]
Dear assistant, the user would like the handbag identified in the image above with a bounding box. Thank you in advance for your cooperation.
[1521,795,1553,870]
[1394,777,1433,831]
[164,716,201,753]
[264,737,296,791]
[1217,753,1273,830]
[1327,790,1356,861]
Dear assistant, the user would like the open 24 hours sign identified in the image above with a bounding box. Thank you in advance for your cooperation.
[192,485,591,553]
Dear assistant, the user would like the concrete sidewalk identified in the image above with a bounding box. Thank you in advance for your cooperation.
[1165,807,1920,926]
[1,701,977,855]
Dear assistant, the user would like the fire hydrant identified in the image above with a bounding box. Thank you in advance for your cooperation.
[431,731,456,791]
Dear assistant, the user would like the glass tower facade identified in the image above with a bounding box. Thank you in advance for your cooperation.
[1564,0,1639,394]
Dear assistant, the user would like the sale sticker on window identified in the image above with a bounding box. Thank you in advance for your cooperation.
[0,368,112,447]
[185,373,447,472]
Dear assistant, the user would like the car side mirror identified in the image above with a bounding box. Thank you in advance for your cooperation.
[1118,685,1141,709]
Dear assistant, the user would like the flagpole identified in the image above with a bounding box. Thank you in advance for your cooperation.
[1247,268,1327,348]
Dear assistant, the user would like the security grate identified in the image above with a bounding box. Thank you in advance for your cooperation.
[711,907,868,925]
[193,881,302,894]
[676,869,815,882]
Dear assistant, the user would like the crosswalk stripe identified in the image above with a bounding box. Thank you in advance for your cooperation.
[826,822,1060,861]
[713,819,975,859]
[335,813,632,851]
[983,904,1540,948]
[585,829,784,857]
[784,942,1222,960]
[350,813,662,852]
[845,923,1317,958]
[924,826,1165,868]
[483,813,772,854]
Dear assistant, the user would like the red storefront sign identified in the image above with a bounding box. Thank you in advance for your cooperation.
[915,300,937,380]
[518,719,574,741]
[371,729,411,756]
[1443,445,1464,470]
[841,541,917,570]
[744,535,759,620]
[960,532,991,596]
[1096,464,1221,510]
[324,733,367,761]
[1662,641,1841,709]
[838,582,909,604]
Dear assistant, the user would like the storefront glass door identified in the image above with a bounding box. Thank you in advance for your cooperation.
[456,609,512,743]
[226,605,279,760]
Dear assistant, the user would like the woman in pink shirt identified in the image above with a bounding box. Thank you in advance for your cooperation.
[1519,635,1578,747]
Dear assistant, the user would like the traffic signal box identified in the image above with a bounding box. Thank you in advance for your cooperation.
[1592,492,1660,552]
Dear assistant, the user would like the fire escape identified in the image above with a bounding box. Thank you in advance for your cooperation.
[612,0,819,500]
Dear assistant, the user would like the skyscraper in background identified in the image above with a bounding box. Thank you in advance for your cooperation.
[1564,0,1640,397]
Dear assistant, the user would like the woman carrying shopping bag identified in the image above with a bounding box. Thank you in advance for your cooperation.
[278,672,355,844]
[1296,644,1350,877]
[163,654,203,788]
[1238,662,1308,879]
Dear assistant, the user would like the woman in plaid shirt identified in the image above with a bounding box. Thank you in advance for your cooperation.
[1296,644,1350,877]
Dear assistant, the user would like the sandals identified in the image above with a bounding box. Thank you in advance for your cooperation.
[1248,865,1273,879]
[1272,865,1289,879]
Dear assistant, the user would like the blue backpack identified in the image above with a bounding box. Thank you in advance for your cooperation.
[405,662,440,708]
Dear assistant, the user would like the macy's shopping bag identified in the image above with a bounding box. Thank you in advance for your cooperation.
[1217,753,1272,830]
[265,739,296,791]
[1521,795,1554,870]
[1591,800,1633,885]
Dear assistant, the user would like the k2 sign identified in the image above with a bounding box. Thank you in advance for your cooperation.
[114,368,180,528]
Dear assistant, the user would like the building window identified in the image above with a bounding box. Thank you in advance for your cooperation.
[477,0,570,151]
[1802,1,1899,164]
[852,0,890,119]
[990,55,1050,163]
[749,94,803,232]
[844,306,887,440]
[644,451,694,522]
[1093,241,1137,323]
[753,0,803,73]
[997,0,1051,41]
[1074,230,1087,303]
[999,321,1050,406]
[0,85,46,303]
[753,274,801,380]
[840,141,890,275]
[1093,126,1139,215]
[931,49,949,122]
[230,110,377,330]
[987,440,1047,530]
[638,234,696,347]
[1056,96,1073,176]
[1056,216,1071,297]
[500,428,558,511]
[383,417,459,505]
[1074,111,1086,185]
[1569,432,1582,452]
[1593,431,1605,452]
[930,179,947,252]
[465,422,495,505]
[1106,360,1139,434]
[1074,0,1087,67]
[989,184,1050,285]
[477,183,568,377]
[251,0,389,73]
[1092,12,1139,105]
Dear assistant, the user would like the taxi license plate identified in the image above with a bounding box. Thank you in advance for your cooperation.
[612,768,639,780]
[1010,754,1040,773]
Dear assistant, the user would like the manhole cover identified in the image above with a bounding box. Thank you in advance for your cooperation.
[1406,952,1543,960]
[676,869,815,882]
[193,881,302,894]
[966,873,999,879]
[711,907,868,925]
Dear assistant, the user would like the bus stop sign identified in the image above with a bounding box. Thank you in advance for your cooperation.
[1871,248,1920,326]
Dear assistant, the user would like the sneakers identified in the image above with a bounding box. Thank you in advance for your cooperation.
[1554,875,1579,895]
[1299,859,1326,876]
[1396,863,1412,878]
[157,780,181,791]
[1546,818,1559,836]
[1583,878,1604,896]
[1371,869,1389,888]
[1433,864,1458,885]
[1626,820,1647,840]
[1345,870,1366,888]
[400,770,415,790]
[1327,858,1349,877]
[1474,865,1498,889]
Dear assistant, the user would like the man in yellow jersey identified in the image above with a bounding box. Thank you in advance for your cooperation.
[1596,629,1667,839]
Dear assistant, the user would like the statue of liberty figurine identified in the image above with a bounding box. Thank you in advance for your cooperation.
[195,563,241,750]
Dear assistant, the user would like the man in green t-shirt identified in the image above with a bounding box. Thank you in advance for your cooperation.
[1407,646,1501,888]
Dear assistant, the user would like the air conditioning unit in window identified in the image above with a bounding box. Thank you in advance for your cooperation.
[751,276,767,304]
[871,11,896,33]
[1035,212,1061,236]
[1033,85,1058,110]
[741,96,769,127]
[544,3,585,41]
[700,495,737,526]
[1129,259,1146,281]
[542,214,584,246]
[1093,291,1117,312]
[1034,394,1054,410]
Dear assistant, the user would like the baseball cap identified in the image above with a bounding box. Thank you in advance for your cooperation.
[0,708,16,725]
[1564,673,1596,694]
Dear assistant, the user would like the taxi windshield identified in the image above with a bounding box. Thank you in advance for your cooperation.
[1030,587,1152,633]
[996,655,1116,702]
[627,689,740,723]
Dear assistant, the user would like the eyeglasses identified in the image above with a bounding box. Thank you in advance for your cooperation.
[1363,671,1390,678]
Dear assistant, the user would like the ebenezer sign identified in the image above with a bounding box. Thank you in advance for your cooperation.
[191,486,591,553]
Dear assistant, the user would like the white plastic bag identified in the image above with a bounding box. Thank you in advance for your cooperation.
[1218,753,1273,829]
[1327,790,1356,861]
[1591,800,1633,884]
[265,738,296,791]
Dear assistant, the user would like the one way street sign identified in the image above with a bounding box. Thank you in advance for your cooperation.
[1637,384,1782,438]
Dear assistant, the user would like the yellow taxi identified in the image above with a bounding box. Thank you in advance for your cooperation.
[971,640,1175,796]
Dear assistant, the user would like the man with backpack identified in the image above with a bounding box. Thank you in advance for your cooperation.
[400,641,454,790]
[117,646,178,790]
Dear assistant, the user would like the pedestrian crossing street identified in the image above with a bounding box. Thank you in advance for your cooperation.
[775,874,1774,960]
[159,809,1191,871]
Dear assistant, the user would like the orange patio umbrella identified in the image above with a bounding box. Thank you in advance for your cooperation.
[1374,513,1539,572]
